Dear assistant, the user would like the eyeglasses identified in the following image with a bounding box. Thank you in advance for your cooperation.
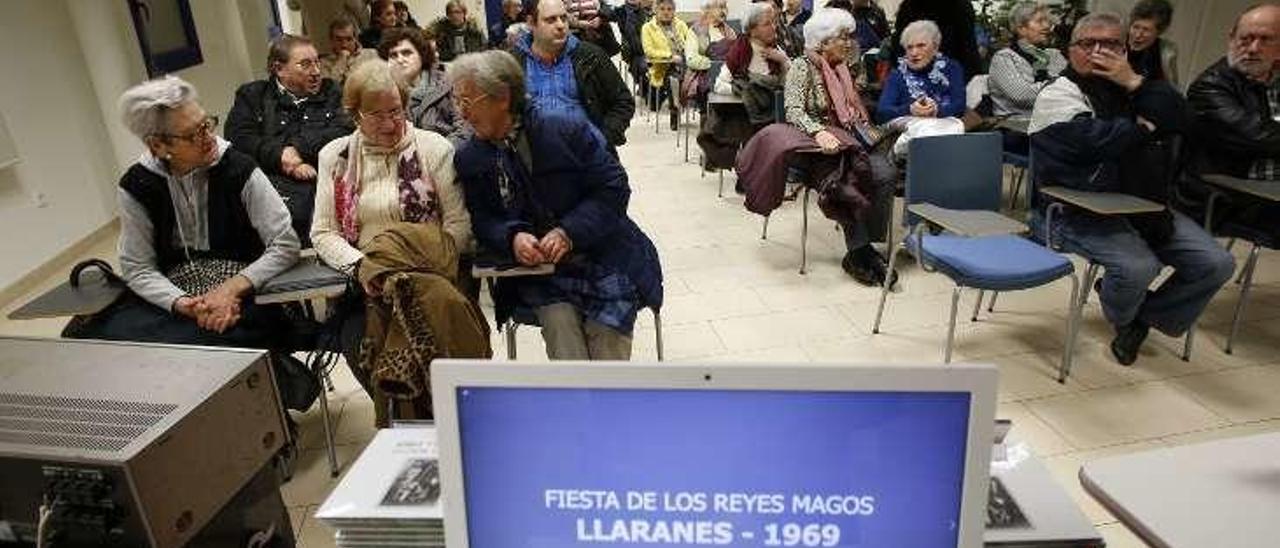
[452,93,488,113]
[292,58,321,72]
[359,108,406,122]
[1071,38,1125,52]
[1232,33,1278,48]
[164,115,219,142]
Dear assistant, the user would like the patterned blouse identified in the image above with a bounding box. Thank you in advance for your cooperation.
[784,57,861,136]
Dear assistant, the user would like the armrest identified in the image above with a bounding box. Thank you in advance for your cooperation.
[1201,174,1280,203]
[470,263,555,279]
[255,256,350,305]
[907,203,1029,237]
[1039,186,1164,215]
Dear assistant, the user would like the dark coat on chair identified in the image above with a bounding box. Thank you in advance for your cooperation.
[453,108,662,325]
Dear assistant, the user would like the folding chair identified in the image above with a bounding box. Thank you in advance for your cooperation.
[871,133,1084,382]
[1198,174,1278,354]
[471,266,664,361]
[1033,136,1196,363]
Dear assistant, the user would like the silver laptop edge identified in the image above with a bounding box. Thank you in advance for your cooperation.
[432,360,997,548]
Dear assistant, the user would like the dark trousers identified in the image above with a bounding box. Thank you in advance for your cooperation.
[269,175,316,248]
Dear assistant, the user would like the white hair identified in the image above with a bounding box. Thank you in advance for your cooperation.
[701,0,726,11]
[803,8,856,48]
[900,19,942,47]
[118,76,198,140]
[1008,2,1049,33]
[447,50,527,114]
[745,2,772,30]
[1071,12,1124,42]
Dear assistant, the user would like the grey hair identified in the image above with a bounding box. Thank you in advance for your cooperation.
[701,0,726,11]
[118,76,198,140]
[447,50,527,115]
[1072,12,1124,41]
[1008,2,1048,33]
[746,2,774,31]
[900,19,942,46]
[803,8,856,47]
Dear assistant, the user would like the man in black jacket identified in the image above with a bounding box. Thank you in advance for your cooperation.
[1029,13,1234,366]
[512,0,635,148]
[1184,4,1280,238]
[225,34,354,247]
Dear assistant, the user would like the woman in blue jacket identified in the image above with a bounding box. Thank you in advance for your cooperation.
[876,19,966,158]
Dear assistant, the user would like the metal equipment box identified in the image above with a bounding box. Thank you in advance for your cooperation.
[0,337,288,547]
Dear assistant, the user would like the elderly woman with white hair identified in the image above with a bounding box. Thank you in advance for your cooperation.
[64,76,310,405]
[875,19,966,158]
[785,7,894,285]
[737,8,896,286]
[689,0,736,65]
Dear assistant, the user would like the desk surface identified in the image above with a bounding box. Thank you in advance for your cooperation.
[909,204,1029,237]
[1041,186,1165,215]
[255,256,348,305]
[1201,174,1280,202]
[985,438,1102,547]
[7,269,125,320]
[707,92,744,105]
[1080,432,1280,548]
[997,117,1031,135]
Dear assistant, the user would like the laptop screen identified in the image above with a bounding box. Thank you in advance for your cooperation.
[456,387,972,547]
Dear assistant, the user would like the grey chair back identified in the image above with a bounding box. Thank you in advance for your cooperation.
[904,132,1003,225]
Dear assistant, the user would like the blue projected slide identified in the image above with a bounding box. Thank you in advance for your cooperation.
[457,388,972,547]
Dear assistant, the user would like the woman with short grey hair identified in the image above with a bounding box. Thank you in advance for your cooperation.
[68,76,305,406]
[876,18,966,158]
[988,2,1067,130]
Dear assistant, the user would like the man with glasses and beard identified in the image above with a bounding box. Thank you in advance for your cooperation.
[1183,4,1280,242]
[226,34,354,247]
[1029,13,1234,367]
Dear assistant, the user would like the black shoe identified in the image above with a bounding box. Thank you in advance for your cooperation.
[669,108,680,131]
[842,246,891,287]
[1110,321,1149,366]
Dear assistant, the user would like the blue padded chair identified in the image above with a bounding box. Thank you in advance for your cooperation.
[871,133,1084,382]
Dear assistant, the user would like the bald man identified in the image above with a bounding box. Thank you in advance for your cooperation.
[1184,3,1280,243]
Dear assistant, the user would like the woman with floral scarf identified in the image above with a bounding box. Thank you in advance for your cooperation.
[312,60,481,424]
[875,19,966,158]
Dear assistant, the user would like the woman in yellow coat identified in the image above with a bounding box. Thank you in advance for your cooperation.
[641,0,695,122]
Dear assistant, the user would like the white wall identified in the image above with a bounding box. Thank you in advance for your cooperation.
[0,0,268,290]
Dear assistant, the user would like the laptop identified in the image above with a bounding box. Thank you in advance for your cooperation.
[432,361,997,548]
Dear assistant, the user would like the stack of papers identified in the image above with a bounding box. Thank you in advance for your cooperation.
[315,427,444,547]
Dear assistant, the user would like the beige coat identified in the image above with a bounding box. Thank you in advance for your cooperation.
[312,128,473,272]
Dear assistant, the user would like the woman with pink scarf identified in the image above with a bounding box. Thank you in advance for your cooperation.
[311,60,476,419]
[783,8,896,287]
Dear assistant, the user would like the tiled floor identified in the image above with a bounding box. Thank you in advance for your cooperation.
[3,109,1279,548]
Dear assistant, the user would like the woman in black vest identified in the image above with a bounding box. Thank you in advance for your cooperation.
[66,77,304,390]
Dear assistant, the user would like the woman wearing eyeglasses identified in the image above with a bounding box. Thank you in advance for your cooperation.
[988,2,1067,154]
[313,60,489,426]
[66,76,306,403]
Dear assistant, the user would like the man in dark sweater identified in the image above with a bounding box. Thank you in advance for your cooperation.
[1029,13,1234,366]
[225,34,354,247]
